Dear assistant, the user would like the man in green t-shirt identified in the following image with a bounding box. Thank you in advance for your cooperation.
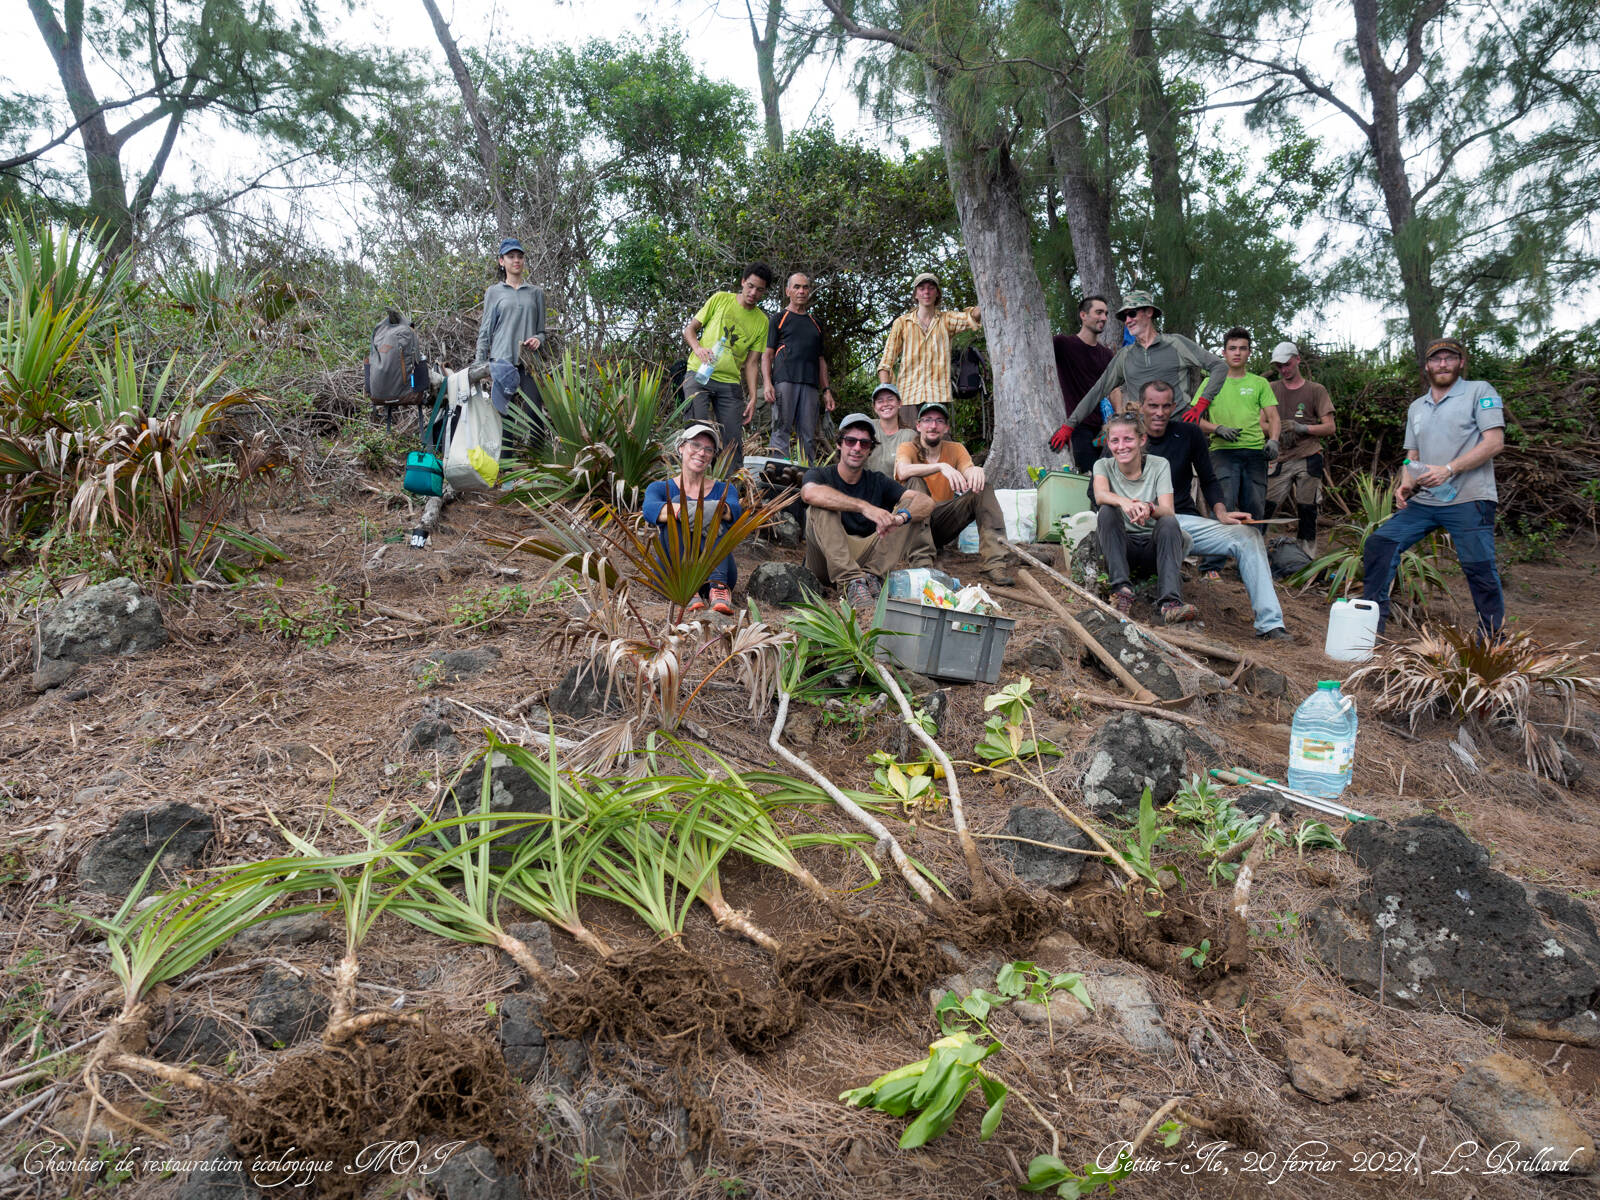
[683,263,773,471]
[1192,327,1279,576]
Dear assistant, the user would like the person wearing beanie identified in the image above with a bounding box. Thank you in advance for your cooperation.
[1362,337,1506,636]
[876,272,982,410]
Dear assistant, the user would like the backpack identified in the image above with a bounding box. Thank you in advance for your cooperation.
[1267,536,1314,580]
[952,344,987,399]
[365,311,426,401]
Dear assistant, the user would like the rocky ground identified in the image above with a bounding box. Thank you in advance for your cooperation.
[0,460,1597,1200]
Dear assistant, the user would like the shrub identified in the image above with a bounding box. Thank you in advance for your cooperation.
[1293,471,1447,620]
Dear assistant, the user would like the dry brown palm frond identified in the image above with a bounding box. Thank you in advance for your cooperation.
[1347,622,1600,778]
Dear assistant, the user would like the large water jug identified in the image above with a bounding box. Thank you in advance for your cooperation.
[1324,598,1380,661]
[1287,681,1358,799]
[1035,470,1092,542]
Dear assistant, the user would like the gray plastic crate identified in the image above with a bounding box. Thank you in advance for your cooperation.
[872,595,1017,684]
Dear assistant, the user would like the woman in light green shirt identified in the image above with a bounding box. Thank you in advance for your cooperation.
[1091,413,1197,624]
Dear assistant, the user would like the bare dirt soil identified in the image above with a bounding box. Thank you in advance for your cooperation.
[1,461,1597,1199]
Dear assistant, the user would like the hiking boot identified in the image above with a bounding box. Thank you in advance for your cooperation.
[1257,626,1294,642]
[982,565,1016,588]
[686,593,707,615]
[1160,600,1199,625]
[709,583,734,615]
[1111,587,1136,616]
[844,577,878,619]
[1199,569,1223,582]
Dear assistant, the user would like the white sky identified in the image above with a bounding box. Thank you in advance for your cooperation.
[5,0,1592,351]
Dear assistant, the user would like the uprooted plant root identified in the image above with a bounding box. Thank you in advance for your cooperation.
[775,912,955,1016]
[542,943,804,1055]
[222,1031,525,1198]
[1063,885,1225,983]
[939,884,1063,952]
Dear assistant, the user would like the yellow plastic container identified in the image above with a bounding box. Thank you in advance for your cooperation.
[1034,470,1093,542]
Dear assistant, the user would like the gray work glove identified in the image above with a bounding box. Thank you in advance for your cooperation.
[1289,420,1310,436]
[1214,425,1241,442]
[1265,438,1280,462]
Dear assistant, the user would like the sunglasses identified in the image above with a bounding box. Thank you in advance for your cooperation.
[839,435,874,448]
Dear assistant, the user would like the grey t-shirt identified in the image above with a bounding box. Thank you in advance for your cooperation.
[1093,454,1173,533]
[867,425,917,477]
[1069,334,1227,425]
[1404,379,1505,505]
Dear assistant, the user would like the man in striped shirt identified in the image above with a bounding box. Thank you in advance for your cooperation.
[877,272,982,409]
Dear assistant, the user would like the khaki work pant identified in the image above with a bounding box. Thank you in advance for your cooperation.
[1267,456,1321,507]
[905,479,1009,571]
[803,507,935,587]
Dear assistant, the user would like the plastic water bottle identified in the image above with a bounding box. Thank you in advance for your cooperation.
[1287,680,1358,799]
[1403,458,1458,503]
[694,335,728,385]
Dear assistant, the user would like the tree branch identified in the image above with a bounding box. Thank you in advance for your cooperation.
[818,0,928,59]
[1395,0,1447,90]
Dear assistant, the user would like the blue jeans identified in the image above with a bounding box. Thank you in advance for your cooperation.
[1362,499,1502,635]
[1176,515,1285,633]
[1200,447,1268,571]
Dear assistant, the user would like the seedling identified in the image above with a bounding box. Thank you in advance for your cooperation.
[1178,939,1212,970]
[840,1032,1008,1149]
[973,677,1060,769]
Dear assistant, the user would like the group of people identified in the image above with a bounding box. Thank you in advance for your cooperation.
[474,240,1507,640]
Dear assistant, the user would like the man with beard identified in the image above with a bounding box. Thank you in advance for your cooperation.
[894,401,1016,586]
[1048,295,1117,468]
[1137,381,1292,640]
[1362,337,1506,636]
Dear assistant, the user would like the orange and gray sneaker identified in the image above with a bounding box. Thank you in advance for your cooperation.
[709,583,734,615]
[686,593,707,614]
[1160,600,1198,624]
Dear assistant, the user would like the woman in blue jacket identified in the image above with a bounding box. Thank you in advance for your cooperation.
[642,424,742,614]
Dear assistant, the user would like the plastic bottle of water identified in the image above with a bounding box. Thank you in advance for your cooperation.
[1287,680,1358,799]
[1402,458,1458,503]
[693,334,728,385]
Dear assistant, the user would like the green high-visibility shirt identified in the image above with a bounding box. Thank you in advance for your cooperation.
[1206,373,1277,452]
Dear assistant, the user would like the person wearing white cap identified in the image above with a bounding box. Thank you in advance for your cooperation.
[1265,341,1335,557]
[800,413,935,615]
[865,382,918,476]
[642,424,743,615]
[876,272,982,410]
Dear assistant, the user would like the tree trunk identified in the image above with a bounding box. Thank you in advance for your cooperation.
[926,68,1065,484]
[1352,0,1440,362]
[419,0,512,239]
[748,0,785,153]
[1046,84,1120,341]
[27,0,134,253]
[1127,0,1192,336]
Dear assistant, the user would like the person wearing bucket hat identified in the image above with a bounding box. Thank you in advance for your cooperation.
[474,237,548,444]
[876,272,982,410]
[642,424,743,615]
[1361,336,1506,637]
[894,401,1017,586]
[1059,289,1227,467]
[800,413,935,616]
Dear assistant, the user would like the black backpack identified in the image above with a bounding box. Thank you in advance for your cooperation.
[952,344,987,399]
[365,310,428,401]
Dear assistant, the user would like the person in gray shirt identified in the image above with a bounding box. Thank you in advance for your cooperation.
[474,237,547,443]
[1362,337,1506,636]
[1063,290,1227,466]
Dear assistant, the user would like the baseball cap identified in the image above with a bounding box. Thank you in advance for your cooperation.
[1270,341,1299,365]
[498,237,525,256]
[911,272,941,291]
[918,402,951,419]
[872,382,901,402]
[677,423,721,449]
[1422,336,1467,363]
[838,413,877,442]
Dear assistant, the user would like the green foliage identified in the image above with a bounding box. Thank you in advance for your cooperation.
[869,750,943,814]
[1294,472,1447,613]
[1117,787,1175,891]
[1292,821,1343,856]
[973,677,1060,768]
[840,1032,1007,1149]
[254,581,356,645]
[352,427,411,473]
[1178,939,1212,970]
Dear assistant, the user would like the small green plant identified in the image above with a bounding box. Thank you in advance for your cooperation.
[414,659,445,691]
[1024,1122,1184,1198]
[1292,820,1343,856]
[1258,910,1302,940]
[973,677,1060,768]
[1505,516,1568,563]
[353,427,410,472]
[1116,787,1176,890]
[448,583,533,628]
[570,1152,601,1189]
[254,580,356,645]
[1178,939,1212,970]
[840,1032,1008,1149]
[703,1167,750,1199]
[869,750,943,815]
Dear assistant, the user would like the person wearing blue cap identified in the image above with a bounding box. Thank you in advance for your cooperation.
[474,237,547,444]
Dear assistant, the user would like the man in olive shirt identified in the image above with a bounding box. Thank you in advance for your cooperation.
[1266,342,1336,557]
[1363,337,1505,636]
[893,402,1015,586]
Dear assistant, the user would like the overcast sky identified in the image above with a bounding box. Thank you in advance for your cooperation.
[8,1,1592,351]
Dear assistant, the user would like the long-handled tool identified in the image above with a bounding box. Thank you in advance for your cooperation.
[1209,767,1375,823]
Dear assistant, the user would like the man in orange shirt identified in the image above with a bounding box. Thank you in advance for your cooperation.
[894,402,1015,586]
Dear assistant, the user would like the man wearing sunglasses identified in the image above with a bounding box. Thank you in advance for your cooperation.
[1362,337,1506,636]
[800,413,935,615]
[1058,290,1227,468]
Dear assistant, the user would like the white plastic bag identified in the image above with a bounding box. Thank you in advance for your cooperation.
[442,369,503,492]
[995,488,1037,542]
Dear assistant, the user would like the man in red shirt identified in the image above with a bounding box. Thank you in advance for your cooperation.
[1049,295,1116,468]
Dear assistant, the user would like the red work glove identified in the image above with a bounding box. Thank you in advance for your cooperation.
[1180,397,1210,424]
[1049,423,1073,452]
